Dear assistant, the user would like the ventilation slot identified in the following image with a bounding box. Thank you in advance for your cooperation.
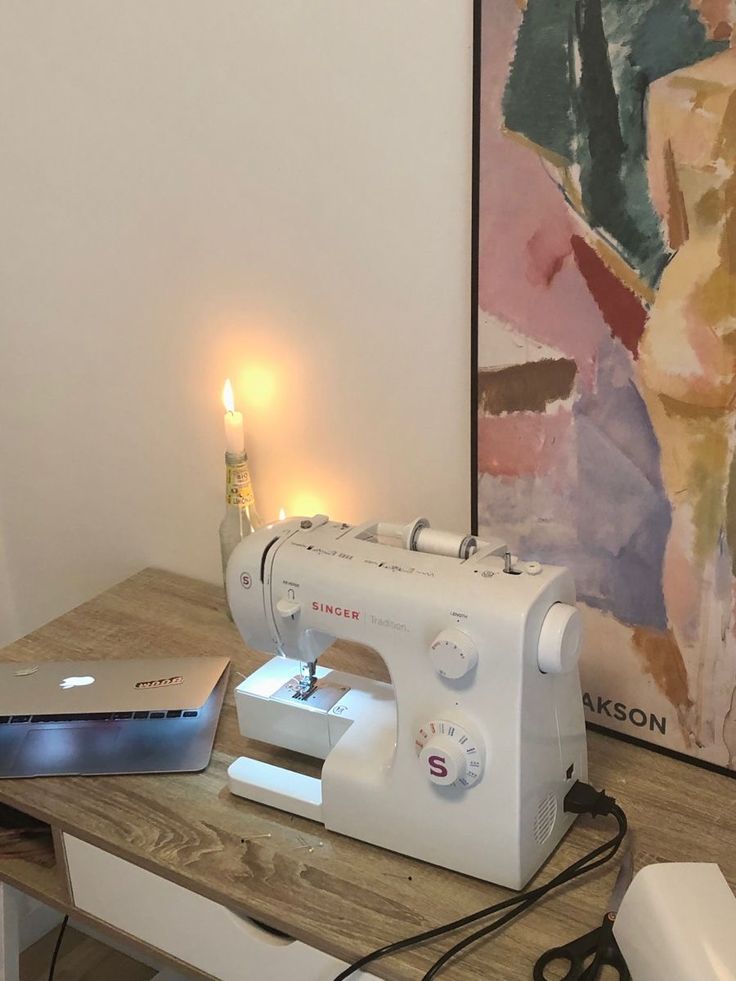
[533,793,558,845]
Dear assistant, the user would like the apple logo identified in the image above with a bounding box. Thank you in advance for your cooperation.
[60,676,95,690]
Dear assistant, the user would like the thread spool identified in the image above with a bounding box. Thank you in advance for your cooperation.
[376,519,478,558]
[412,527,477,559]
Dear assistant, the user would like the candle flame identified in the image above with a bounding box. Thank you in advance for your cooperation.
[279,508,286,521]
[222,379,235,414]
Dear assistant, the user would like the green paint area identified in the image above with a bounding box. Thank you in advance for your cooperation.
[659,394,732,566]
[503,0,726,287]
[690,426,730,565]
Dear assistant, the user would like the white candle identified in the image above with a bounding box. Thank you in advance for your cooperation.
[222,379,245,456]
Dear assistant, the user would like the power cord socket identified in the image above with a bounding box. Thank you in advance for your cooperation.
[564,780,617,818]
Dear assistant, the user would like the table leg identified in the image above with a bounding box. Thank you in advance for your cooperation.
[0,883,20,981]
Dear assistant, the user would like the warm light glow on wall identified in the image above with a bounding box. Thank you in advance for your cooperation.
[291,491,328,517]
[238,364,278,411]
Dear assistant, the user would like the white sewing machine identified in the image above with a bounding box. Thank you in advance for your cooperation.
[226,515,587,889]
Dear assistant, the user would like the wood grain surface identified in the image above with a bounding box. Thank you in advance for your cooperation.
[0,569,735,981]
[0,802,66,909]
[21,925,155,981]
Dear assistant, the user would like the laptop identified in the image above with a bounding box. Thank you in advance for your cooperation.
[0,655,230,778]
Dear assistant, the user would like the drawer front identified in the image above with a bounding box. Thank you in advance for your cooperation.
[63,834,370,980]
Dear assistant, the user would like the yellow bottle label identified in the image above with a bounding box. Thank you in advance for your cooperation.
[226,461,256,509]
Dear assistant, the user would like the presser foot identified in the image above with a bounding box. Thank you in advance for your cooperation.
[293,660,319,700]
[272,675,349,711]
[294,667,317,700]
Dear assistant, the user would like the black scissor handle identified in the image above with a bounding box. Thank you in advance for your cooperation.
[534,915,632,981]
[533,926,603,980]
[581,915,631,981]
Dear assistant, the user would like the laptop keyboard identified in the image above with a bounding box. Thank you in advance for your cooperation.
[0,710,199,724]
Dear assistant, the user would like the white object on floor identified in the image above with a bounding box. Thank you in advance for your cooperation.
[614,863,736,981]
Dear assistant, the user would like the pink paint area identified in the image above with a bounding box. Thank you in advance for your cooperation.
[525,224,573,288]
[478,1,611,389]
[477,410,573,477]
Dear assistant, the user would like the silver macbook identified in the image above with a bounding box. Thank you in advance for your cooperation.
[0,655,230,778]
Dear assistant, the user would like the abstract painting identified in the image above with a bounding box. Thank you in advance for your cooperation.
[475,0,736,767]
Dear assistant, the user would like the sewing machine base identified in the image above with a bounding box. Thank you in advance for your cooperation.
[228,657,583,889]
[228,756,324,821]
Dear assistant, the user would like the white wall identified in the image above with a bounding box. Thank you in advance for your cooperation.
[0,1,473,647]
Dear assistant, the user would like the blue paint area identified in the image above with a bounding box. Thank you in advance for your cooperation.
[502,0,726,286]
[480,341,670,630]
[571,345,669,627]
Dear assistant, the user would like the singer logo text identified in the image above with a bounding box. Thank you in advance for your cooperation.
[312,602,361,621]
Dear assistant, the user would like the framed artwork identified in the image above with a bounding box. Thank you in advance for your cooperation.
[473,0,736,769]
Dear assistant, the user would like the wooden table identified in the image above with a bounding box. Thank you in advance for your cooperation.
[1,569,735,980]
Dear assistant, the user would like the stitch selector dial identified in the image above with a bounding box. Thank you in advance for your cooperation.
[429,628,478,679]
[415,719,484,788]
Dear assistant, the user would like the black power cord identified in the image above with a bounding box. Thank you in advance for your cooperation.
[332,781,628,981]
[48,915,69,981]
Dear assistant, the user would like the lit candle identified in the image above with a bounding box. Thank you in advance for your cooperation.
[222,379,245,456]
[279,508,286,521]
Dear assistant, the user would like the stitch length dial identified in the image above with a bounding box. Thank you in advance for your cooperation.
[429,627,478,679]
[415,719,484,788]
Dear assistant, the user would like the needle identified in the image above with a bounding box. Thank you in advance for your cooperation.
[294,660,318,700]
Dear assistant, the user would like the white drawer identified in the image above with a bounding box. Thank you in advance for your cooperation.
[63,834,372,981]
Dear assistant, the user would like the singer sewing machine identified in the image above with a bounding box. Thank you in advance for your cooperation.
[226,515,587,889]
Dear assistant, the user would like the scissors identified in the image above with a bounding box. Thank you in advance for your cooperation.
[533,845,633,980]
